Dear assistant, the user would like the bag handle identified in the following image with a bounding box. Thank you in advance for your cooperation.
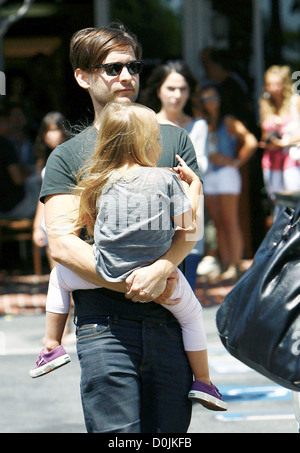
[293,200,300,222]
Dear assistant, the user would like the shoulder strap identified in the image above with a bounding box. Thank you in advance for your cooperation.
[294,200,300,222]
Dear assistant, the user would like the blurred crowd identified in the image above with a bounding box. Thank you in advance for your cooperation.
[1,46,300,284]
[0,98,71,271]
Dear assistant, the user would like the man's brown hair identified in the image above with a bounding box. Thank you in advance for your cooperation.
[69,22,142,72]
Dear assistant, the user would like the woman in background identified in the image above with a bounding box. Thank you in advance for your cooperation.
[141,60,208,289]
[259,65,300,199]
[198,85,257,281]
[33,112,70,269]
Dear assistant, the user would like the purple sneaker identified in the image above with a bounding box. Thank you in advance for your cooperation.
[188,381,228,411]
[30,346,71,378]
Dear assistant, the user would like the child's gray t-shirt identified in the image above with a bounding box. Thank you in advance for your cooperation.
[93,166,191,281]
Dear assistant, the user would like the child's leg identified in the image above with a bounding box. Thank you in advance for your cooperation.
[30,265,100,378]
[45,312,69,352]
[186,350,210,386]
[45,264,100,351]
[162,269,209,383]
[163,269,228,411]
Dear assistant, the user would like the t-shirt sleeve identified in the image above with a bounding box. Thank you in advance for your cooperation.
[40,144,77,202]
[178,128,203,182]
[168,173,191,217]
[158,125,203,183]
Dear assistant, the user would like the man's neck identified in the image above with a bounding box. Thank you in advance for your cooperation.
[91,97,106,130]
[93,109,104,130]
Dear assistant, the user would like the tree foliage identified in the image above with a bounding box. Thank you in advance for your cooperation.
[110,0,182,60]
[0,0,35,37]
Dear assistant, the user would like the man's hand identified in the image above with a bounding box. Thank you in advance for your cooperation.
[125,262,178,303]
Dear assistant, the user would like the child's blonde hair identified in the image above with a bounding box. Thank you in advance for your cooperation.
[260,65,293,119]
[75,102,162,236]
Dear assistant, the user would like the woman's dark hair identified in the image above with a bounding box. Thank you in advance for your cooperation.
[140,60,198,115]
[35,112,70,168]
[197,83,224,126]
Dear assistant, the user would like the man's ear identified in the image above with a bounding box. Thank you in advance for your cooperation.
[74,68,91,90]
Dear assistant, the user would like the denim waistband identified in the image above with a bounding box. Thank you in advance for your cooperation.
[75,314,178,328]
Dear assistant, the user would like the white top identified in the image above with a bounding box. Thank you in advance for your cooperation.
[184,118,209,176]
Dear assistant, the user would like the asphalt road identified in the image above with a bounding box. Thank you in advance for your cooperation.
[0,307,299,434]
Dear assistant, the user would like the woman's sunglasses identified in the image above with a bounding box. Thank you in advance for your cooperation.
[95,60,144,77]
[201,95,220,103]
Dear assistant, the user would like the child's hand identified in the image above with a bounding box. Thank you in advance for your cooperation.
[154,270,181,305]
[173,154,197,185]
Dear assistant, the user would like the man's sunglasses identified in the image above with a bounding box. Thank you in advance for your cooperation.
[95,60,144,76]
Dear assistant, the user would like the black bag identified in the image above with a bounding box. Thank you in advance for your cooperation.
[216,203,300,391]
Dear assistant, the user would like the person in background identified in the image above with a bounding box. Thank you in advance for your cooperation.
[141,60,208,289]
[33,112,70,269]
[198,85,257,281]
[259,65,300,201]
[8,103,36,172]
[32,112,72,343]
[199,47,253,129]
[0,107,41,219]
[0,107,27,214]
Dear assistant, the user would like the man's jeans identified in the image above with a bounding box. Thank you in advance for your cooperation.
[76,316,193,433]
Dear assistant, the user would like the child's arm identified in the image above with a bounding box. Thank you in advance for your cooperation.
[173,154,203,234]
[33,201,47,247]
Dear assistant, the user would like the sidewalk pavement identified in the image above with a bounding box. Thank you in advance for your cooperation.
[0,273,48,315]
[2,261,299,434]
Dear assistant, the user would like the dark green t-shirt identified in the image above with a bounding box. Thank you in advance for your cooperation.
[41,124,202,324]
